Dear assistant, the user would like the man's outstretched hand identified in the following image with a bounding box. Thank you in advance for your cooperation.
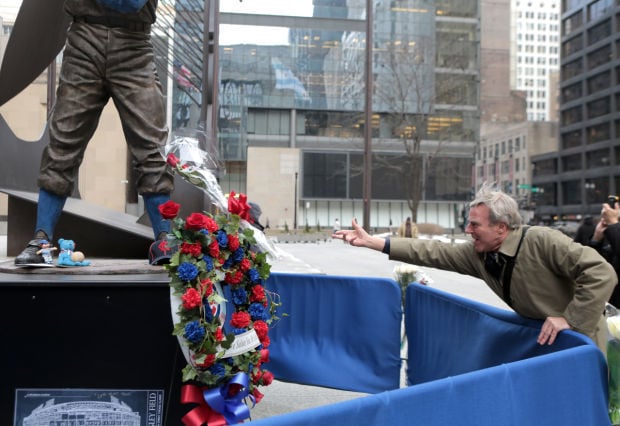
[332,218,386,252]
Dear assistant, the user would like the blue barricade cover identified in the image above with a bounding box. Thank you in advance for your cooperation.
[254,280,610,426]
[405,284,599,385]
[265,272,402,393]
[252,344,609,426]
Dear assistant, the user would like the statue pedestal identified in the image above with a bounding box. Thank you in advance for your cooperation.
[0,264,187,421]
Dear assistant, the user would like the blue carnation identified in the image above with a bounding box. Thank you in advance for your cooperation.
[217,230,228,247]
[209,363,226,377]
[222,257,234,270]
[249,302,269,321]
[200,229,210,236]
[203,256,214,272]
[232,248,245,263]
[184,321,206,343]
[231,288,248,305]
[177,262,199,281]
[248,268,261,283]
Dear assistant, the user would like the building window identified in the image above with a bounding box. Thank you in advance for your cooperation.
[562,82,582,102]
[561,106,582,126]
[587,44,611,70]
[561,129,582,149]
[587,97,610,119]
[562,34,583,57]
[587,19,611,45]
[586,149,610,168]
[586,122,611,144]
[562,58,583,79]
[562,153,581,172]
[532,158,557,177]
[586,71,610,95]
[562,180,582,205]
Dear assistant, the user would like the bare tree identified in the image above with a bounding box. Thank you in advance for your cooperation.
[372,33,477,223]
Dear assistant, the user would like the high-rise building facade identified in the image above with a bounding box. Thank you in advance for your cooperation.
[211,0,481,230]
[532,0,617,221]
[511,0,562,121]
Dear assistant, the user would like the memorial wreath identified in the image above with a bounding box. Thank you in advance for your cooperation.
[162,138,282,425]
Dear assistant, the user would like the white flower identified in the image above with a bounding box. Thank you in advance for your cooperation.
[393,263,432,287]
[608,315,620,340]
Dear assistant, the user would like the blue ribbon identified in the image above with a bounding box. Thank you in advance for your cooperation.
[203,373,255,424]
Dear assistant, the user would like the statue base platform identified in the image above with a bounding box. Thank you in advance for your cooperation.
[0,260,186,422]
[0,258,167,275]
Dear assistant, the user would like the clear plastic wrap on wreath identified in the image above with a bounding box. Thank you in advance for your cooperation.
[163,135,283,261]
[606,303,620,425]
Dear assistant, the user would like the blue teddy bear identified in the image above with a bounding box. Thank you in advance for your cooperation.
[57,238,91,267]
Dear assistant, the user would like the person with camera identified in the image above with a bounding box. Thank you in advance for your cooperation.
[590,197,620,307]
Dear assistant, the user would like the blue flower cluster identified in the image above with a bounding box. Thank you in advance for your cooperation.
[249,302,270,321]
[217,230,228,247]
[248,269,261,283]
[184,320,206,343]
[232,287,248,305]
[178,262,199,281]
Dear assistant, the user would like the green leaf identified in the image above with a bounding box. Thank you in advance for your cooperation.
[182,365,198,382]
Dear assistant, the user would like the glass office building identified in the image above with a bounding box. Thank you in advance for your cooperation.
[166,0,480,230]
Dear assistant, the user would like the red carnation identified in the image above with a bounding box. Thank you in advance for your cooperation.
[200,278,213,297]
[228,191,251,221]
[166,153,180,167]
[208,241,220,258]
[239,258,251,272]
[185,213,211,231]
[231,311,251,328]
[253,320,269,339]
[228,234,240,251]
[158,200,180,219]
[225,270,244,285]
[252,388,264,404]
[181,287,202,309]
[194,353,215,368]
[215,327,224,341]
[261,370,274,386]
[250,285,266,302]
[252,370,263,385]
[204,216,219,233]
[260,349,270,364]
[180,242,202,257]
[260,335,270,348]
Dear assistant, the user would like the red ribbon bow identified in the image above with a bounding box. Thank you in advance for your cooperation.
[180,384,227,426]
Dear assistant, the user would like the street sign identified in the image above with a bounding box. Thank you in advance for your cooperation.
[518,184,531,189]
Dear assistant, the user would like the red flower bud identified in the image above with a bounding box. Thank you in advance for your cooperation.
[166,153,180,167]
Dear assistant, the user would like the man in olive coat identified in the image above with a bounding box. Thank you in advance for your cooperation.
[333,183,617,354]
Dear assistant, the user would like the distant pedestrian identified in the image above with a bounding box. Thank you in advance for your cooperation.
[398,217,418,238]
